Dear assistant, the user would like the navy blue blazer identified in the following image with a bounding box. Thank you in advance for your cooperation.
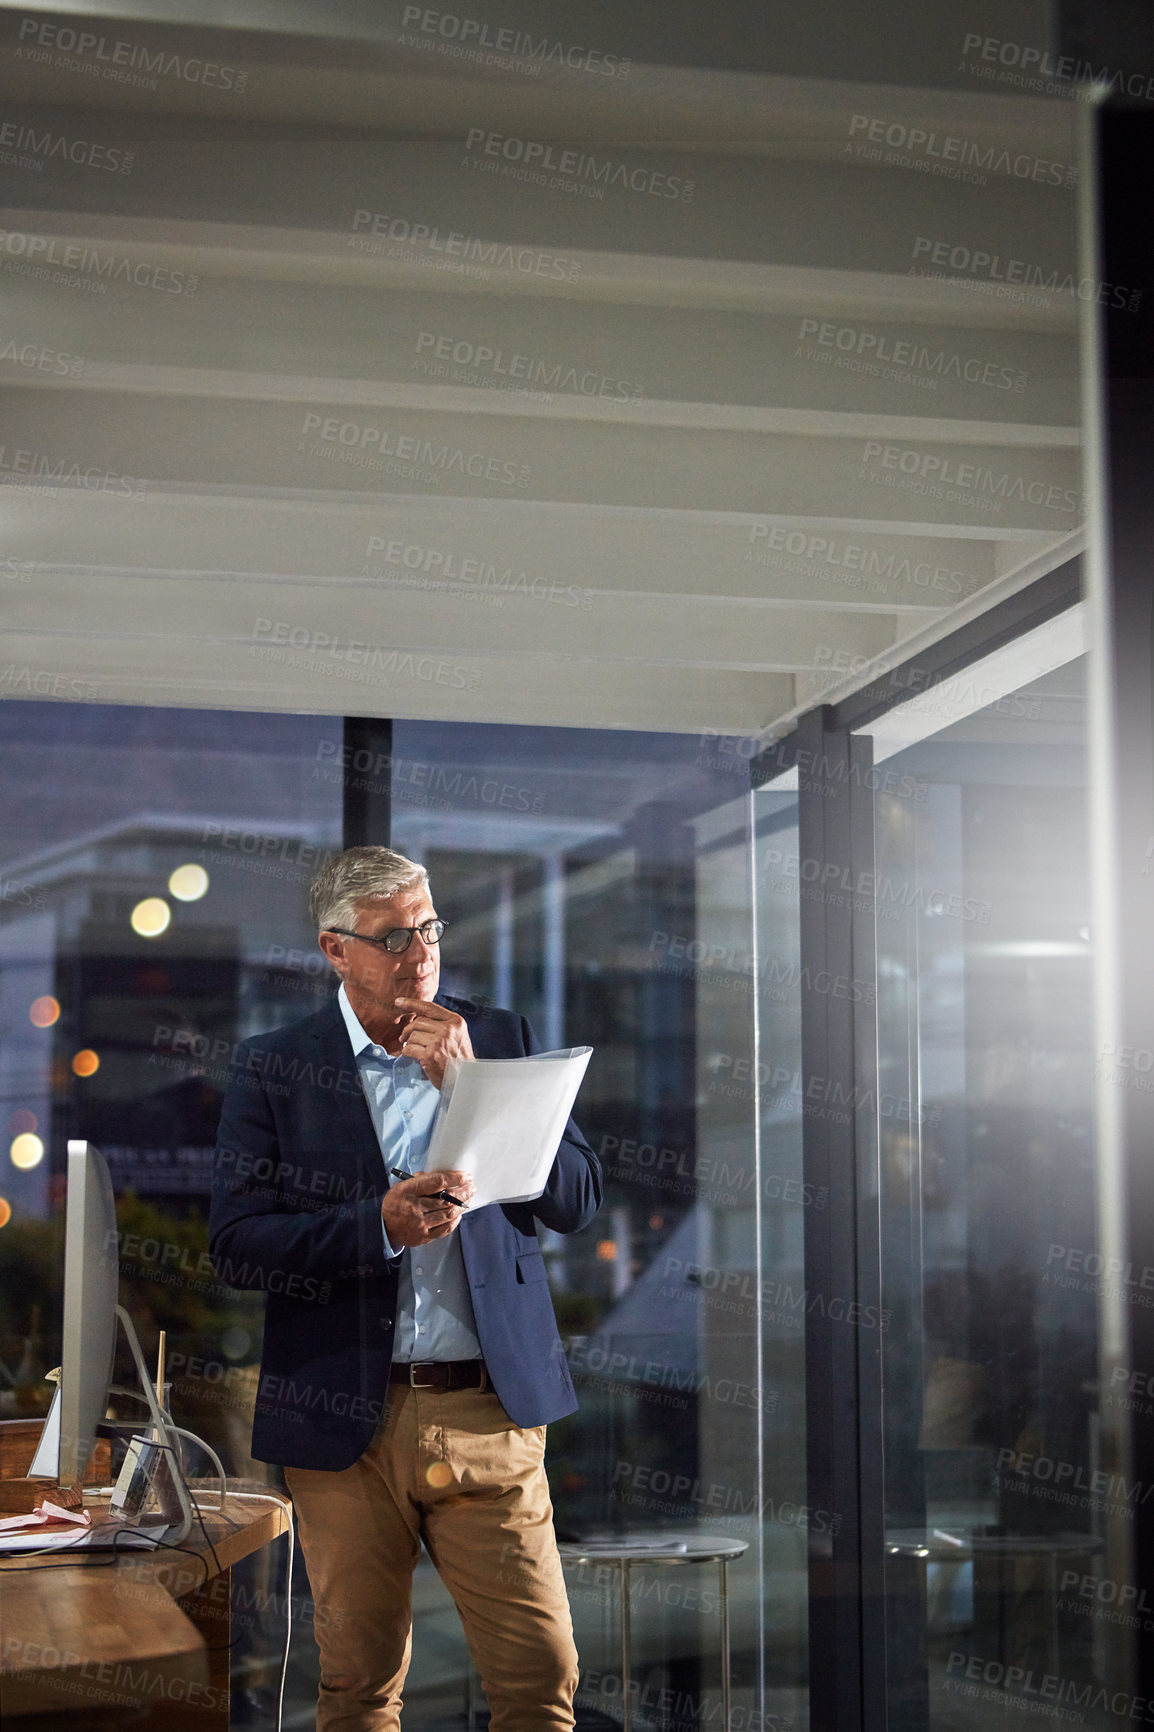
[209,992,601,1470]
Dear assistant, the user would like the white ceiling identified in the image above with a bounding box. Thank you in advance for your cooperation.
[0,2,1086,737]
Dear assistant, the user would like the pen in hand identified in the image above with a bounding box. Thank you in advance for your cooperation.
[388,1165,467,1208]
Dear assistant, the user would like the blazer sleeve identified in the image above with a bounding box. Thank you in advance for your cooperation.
[512,1013,602,1235]
[209,1048,388,1291]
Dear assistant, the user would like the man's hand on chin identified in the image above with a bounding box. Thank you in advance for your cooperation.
[394,997,474,1090]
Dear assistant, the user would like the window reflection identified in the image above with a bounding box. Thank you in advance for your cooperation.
[0,701,781,1729]
[389,720,775,1729]
[0,699,342,1717]
[865,652,1111,1727]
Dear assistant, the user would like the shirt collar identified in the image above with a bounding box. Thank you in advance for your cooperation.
[338,982,382,1058]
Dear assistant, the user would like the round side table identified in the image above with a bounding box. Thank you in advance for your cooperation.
[558,1532,749,1732]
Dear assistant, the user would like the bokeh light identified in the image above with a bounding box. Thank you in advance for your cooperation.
[0,1199,11,1229]
[130,897,171,938]
[10,1134,44,1170]
[169,863,209,901]
[7,1109,37,1136]
[29,996,60,1028]
[71,1050,100,1078]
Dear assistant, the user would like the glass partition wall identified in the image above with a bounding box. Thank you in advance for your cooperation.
[745,595,1133,1732]
[1,606,1124,1732]
[0,700,345,1722]
[0,705,785,1730]
[858,629,1119,1731]
[752,779,809,1724]
[381,724,784,1732]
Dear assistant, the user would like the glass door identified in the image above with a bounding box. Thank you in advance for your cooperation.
[855,624,1134,1729]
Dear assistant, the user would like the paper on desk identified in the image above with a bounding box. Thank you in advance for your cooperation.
[0,1502,90,1534]
[421,1047,592,1208]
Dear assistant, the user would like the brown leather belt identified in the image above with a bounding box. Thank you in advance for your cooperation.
[389,1360,488,1392]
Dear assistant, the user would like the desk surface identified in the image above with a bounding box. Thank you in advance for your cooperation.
[0,1479,290,1720]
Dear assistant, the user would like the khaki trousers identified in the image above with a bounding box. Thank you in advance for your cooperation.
[284,1382,578,1731]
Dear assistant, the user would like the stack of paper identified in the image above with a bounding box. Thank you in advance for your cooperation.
[423,1047,593,1208]
[0,1500,90,1537]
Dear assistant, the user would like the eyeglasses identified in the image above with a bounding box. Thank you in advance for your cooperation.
[327,920,447,955]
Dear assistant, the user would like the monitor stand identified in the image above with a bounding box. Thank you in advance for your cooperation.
[28,1304,193,1546]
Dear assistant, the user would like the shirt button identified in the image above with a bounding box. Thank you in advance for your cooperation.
[415,1266,423,1276]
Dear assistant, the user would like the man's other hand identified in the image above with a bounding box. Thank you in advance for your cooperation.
[394,998,475,1089]
[382,1169,475,1247]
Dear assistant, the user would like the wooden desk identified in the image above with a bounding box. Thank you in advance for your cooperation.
[0,1476,291,1729]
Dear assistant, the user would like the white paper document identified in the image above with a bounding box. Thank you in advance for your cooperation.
[0,1501,90,1536]
[421,1047,593,1209]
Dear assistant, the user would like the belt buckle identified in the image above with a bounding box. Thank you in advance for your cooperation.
[408,1363,444,1390]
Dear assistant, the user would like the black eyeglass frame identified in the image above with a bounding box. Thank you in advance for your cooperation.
[325,920,448,954]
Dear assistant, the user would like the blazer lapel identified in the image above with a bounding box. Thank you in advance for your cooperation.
[310,999,384,1191]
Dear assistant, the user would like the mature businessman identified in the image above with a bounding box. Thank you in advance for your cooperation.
[209,846,601,1731]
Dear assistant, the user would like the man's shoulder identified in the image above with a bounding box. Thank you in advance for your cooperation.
[237,997,341,1055]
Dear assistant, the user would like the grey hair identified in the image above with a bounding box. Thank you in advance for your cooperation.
[308,846,429,933]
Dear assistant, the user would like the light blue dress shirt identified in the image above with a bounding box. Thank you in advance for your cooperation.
[338,984,482,1364]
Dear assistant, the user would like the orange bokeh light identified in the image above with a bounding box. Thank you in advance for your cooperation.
[71,1050,100,1078]
[29,996,60,1028]
[596,1240,618,1261]
[0,1199,11,1229]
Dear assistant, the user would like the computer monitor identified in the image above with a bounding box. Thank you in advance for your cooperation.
[28,1140,193,1541]
[59,1138,119,1483]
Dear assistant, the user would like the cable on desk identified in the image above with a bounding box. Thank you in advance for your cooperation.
[188,1488,224,1581]
[110,1524,214,1594]
[169,1423,231,1522]
[0,1528,211,1590]
[1,1481,294,1732]
[0,1448,190,1568]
